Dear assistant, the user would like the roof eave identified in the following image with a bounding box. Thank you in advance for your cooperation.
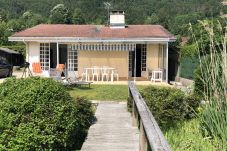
[8,36,176,43]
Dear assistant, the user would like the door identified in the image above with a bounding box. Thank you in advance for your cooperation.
[50,43,57,68]
[131,44,142,77]
[59,44,68,68]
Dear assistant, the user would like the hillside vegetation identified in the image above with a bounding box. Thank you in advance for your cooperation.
[0,0,223,34]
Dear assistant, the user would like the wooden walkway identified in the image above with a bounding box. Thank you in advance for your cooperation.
[81,102,139,151]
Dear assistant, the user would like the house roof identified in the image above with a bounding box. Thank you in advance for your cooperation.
[0,47,20,54]
[10,24,175,40]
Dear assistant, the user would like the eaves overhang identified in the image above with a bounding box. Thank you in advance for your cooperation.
[8,36,176,43]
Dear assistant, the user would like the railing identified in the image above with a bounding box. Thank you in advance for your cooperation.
[128,81,171,151]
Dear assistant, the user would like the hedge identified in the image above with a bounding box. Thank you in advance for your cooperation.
[140,86,200,128]
[0,77,94,150]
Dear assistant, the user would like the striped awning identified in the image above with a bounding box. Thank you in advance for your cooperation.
[71,43,136,51]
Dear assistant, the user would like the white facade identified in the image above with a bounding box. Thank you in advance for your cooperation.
[27,42,40,66]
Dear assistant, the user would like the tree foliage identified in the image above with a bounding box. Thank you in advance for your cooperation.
[0,0,223,53]
[49,4,72,24]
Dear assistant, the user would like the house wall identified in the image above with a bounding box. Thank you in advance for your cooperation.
[27,42,40,70]
[26,42,166,80]
[78,51,128,77]
[145,44,159,77]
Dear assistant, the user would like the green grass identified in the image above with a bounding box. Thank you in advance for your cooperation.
[68,84,147,101]
[165,119,220,151]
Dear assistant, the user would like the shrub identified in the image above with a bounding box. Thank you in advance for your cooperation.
[0,77,94,150]
[141,86,199,127]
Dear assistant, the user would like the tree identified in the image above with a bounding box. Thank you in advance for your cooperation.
[0,9,8,22]
[7,19,24,32]
[145,13,159,24]
[49,4,72,24]
[0,22,11,45]
[22,11,44,28]
[72,9,85,24]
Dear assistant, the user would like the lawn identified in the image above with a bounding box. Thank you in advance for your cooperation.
[69,84,146,101]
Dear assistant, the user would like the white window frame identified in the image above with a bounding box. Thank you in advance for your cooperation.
[68,45,78,71]
[40,43,50,71]
[141,44,147,71]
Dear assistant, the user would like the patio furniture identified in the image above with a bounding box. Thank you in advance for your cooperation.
[32,62,42,74]
[81,67,89,81]
[147,68,153,79]
[49,68,71,86]
[67,71,93,88]
[151,69,163,82]
[101,67,110,81]
[112,69,119,81]
[84,67,116,82]
[92,66,100,81]
[56,64,65,72]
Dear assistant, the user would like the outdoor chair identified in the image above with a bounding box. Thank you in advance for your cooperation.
[49,68,71,86]
[147,68,153,79]
[56,64,65,72]
[151,68,163,82]
[81,67,89,81]
[112,69,119,81]
[32,62,42,75]
[92,66,100,81]
[67,71,92,88]
[101,67,110,81]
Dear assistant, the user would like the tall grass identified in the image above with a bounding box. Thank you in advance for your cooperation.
[165,119,218,151]
[190,20,227,149]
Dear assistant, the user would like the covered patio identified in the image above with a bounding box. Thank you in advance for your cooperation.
[29,42,169,83]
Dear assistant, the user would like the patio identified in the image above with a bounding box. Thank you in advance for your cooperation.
[0,69,170,87]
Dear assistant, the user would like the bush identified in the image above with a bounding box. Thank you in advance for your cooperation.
[0,77,94,150]
[141,86,200,127]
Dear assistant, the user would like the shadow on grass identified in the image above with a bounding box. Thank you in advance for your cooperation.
[66,85,94,91]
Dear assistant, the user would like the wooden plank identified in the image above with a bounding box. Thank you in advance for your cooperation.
[129,81,171,151]
[81,102,139,151]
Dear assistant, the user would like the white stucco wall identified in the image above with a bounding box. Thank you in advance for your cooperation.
[27,42,40,71]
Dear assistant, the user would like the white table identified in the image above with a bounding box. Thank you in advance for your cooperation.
[151,69,163,82]
[84,67,115,82]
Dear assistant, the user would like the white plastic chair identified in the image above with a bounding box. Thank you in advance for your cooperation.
[101,67,110,81]
[151,69,162,82]
[112,69,119,81]
[92,66,100,81]
[147,68,153,79]
[81,67,89,81]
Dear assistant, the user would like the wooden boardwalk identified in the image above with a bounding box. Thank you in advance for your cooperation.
[81,102,139,151]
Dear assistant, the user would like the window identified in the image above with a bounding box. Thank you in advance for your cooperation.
[158,44,166,69]
[141,44,147,71]
[40,43,50,70]
[68,45,78,71]
[129,51,133,72]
